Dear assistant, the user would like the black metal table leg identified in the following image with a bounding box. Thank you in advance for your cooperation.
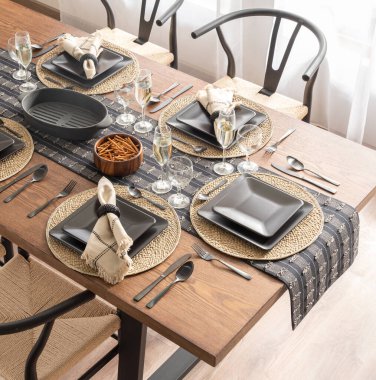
[148,348,200,380]
[1,237,14,263]
[118,311,147,380]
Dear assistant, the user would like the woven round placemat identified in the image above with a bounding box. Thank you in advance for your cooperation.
[46,185,181,277]
[0,118,34,182]
[159,95,273,159]
[36,41,139,95]
[190,173,324,260]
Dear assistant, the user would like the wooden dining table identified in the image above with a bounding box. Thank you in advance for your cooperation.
[1,1,376,379]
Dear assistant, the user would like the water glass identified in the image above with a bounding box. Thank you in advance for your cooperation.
[7,37,30,81]
[213,109,236,175]
[15,31,36,92]
[167,156,193,209]
[152,125,172,194]
[236,124,263,173]
[134,69,153,133]
[114,83,136,126]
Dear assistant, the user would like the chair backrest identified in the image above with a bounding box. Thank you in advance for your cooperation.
[100,0,184,68]
[192,9,327,122]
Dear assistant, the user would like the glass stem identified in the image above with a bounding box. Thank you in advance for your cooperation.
[222,147,226,166]
[141,105,145,123]
[161,163,166,182]
[24,68,29,84]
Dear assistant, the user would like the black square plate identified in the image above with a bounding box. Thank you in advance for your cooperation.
[0,131,25,161]
[212,175,303,237]
[50,196,168,258]
[52,48,123,80]
[0,130,14,152]
[197,176,313,250]
[166,101,266,149]
[42,52,132,89]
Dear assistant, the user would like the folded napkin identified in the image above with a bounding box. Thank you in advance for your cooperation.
[82,177,133,284]
[58,32,103,79]
[196,84,241,121]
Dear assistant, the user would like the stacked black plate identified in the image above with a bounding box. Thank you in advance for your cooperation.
[198,175,313,250]
[50,195,168,258]
[0,129,25,161]
[42,47,133,89]
[167,101,267,149]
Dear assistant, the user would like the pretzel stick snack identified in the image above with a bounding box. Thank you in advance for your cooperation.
[96,135,140,161]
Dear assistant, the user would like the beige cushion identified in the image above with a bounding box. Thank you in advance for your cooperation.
[214,76,308,120]
[0,254,120,380]
[0,243,5,259]
[98,27,174,66]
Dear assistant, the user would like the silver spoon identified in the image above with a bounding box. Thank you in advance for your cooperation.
[149,82,180,104]
[146,261,194,308]
[3,166,48,203]
[172,136,207,153]
[197,178,228,201]
[286,156,340,186]
[127,185,166,210]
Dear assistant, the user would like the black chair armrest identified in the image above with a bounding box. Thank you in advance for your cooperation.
[156,0,184,26]
[0,290,95,335]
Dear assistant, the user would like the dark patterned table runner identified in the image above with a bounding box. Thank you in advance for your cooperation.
[0,49,359,328]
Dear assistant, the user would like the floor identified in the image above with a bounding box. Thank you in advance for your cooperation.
[63,194,376,380]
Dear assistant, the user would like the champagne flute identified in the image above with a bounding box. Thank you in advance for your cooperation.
[114,83,136,126]
[134,69,153,133]
[236,124,263,173]
[167,156,193,209]
[152,125,172,194]
[213,109,236,175]
[7,37,30,81]
[15,31,37,92]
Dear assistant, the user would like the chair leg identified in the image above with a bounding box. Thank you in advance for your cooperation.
[1,237,14,263]
[117,310,147,380]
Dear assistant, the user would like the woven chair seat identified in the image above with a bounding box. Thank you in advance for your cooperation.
[99,27,174,66]
[0,254,120,380]
[214,75,308,120]
[0,243,5,259]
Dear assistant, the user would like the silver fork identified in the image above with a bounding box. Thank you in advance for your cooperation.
[192,243,252,280]
[264,128,296,155]
[27,180,77,218]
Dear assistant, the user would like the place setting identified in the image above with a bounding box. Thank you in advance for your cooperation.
[35,31,140,95]
[159,84,273,159]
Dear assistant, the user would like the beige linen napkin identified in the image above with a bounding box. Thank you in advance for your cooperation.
[196,84,241,121]
[58,32,103,79]
[82,177,133,284]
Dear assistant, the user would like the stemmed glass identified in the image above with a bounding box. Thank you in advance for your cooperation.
[213,109,236,175]
[15,31,37,92]
[167,156,193,209]
[152,125,172,194]
[7,37,30,81]
[236,124,263,173]
[114,83,136,126]
[134,69,153,133]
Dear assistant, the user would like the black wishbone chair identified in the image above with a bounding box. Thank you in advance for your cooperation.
[0,250,122,380]
[192,9,327,123]
[99,0,184,69]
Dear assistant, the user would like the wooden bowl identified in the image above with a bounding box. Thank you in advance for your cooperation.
[93,133,143,176]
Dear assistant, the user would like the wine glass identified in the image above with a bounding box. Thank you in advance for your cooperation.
[15,31,37,92]
[167,156,193,209]
[114,83,136,126]
[236,124,263,173]
[7,37,30,81]
[134,69,153,133]
[152,125,172,194]
[213,109,236,175]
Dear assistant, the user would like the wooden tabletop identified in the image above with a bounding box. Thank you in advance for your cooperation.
[1,0,375,367]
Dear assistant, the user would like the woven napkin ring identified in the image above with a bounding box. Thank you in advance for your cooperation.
[97,204,121,218]
[79,53,99,66]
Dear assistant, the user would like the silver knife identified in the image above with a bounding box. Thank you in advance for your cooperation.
[149,84,193,113]
[33,44,57,58]
[0,164,47,193]
[133,253,192,301]
[271,163,337,194]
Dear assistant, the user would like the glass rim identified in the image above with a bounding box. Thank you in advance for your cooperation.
[237,123,262,136]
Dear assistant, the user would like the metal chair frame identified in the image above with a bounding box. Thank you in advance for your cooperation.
[192,9,327,122]
[100,0,184,69]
